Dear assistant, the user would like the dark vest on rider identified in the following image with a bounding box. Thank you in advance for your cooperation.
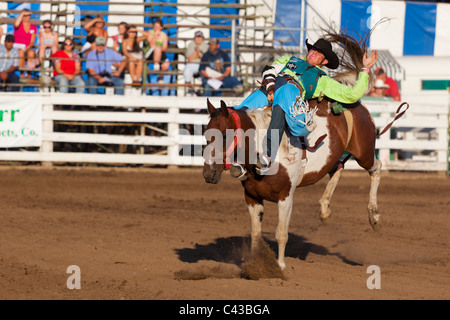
[281,56,327,100]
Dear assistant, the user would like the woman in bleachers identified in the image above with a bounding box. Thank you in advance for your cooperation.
[144,18,170,75]
[83,15,108,56]
[112,22,128,55]
[122,25,147,84]
[52,37,85,94]
[39,20,58,64]
[13,9,37,72]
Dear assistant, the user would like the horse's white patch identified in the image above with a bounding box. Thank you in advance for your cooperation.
[245,107,330,179]
[303,114,331,175]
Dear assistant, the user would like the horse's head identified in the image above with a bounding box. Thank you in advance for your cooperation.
[202,99,235,184]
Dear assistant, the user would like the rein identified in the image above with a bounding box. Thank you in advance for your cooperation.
[224,108,243,170]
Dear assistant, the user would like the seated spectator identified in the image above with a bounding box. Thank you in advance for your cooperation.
[86,36,127,95]
[122,25,147,84]
[112,22,128,55]
[0,34,20,92]
[13,9,37,72]
[39,20,58,64]
[143,18,170,77]
[199,38,243,97]
[83,15,108,56]
[52,37,85,94]
[374,67,401,101]
[369,79,392,100]
[184,31,208,95]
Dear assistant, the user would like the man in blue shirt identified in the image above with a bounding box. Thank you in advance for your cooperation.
[199,38,243,97]
[86,37,127,95]
[0,34,20,92]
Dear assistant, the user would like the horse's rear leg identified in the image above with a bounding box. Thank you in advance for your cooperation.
[319,165,344,224]
[367,158,382,231]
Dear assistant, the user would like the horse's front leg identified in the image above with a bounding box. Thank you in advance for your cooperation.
[245,194,264,256]
[276,193,294,270]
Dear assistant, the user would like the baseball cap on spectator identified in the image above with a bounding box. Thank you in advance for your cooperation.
[5,34,15,43]
[209,38,219,45]
[95,36,106,46]
[195,31,204,38]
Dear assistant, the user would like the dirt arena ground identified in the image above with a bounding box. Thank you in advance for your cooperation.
[0,166,448,300]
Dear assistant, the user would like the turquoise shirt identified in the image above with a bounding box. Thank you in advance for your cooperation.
[273,55,369,104]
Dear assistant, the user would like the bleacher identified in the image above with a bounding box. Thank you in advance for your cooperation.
[0,0,292,96]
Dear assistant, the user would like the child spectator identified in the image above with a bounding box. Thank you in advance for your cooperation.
[39,20,58,63]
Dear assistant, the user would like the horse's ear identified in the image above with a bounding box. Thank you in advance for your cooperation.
[206,98,216,115]
[220,100,229,116]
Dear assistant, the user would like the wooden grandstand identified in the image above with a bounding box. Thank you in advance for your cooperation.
[0,0,305,95]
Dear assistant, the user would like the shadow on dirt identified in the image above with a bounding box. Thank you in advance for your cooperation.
[175,233,362,267]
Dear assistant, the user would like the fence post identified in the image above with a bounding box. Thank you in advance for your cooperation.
[378,109,391,166]
[41,101,54,167]
[168,106,179,168]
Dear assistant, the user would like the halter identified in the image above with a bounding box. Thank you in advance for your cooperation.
[224,108,243,170]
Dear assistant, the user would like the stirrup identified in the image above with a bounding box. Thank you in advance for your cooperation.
[230,164,248,181]
[255,154,270,175]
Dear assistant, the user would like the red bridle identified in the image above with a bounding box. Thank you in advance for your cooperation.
[224,108,243,170]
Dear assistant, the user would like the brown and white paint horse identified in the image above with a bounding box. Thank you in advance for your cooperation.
[201,30,403,270]
[202,97,381,270]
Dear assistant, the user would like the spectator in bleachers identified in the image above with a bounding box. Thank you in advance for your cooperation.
[83,15,109,56]
[13,9,37,72]
[373,67,401,101]
[199,38,243,97]
[143,18,170,77]
[112,22,128,55]
[39,20,58,63]
[86,36,127,95]
[184,31,208,96]
[122,25,147,84]
[52,37,85,94]
[369,78,391,100]
[0,34,20,92]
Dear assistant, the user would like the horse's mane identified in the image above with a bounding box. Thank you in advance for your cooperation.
[319,19,388,93]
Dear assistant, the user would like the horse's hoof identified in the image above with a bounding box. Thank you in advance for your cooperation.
[320,215,333,226]
[320,206,332,225]
[369,214,382,231]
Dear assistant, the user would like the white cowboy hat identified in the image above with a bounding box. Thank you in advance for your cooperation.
[374,79,389,89]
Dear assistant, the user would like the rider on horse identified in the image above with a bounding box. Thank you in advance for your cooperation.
[235,38,378,175]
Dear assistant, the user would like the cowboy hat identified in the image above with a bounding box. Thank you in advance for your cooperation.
[374,79,389,89]
[305,38,339,69]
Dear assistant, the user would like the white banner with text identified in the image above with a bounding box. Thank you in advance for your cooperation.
[0,96,42,148]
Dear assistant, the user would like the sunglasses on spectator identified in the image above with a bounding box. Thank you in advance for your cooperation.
[64,42,73,46]
[44,26,52,29]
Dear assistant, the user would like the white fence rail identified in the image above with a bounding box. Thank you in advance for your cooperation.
[0,92,448,171]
